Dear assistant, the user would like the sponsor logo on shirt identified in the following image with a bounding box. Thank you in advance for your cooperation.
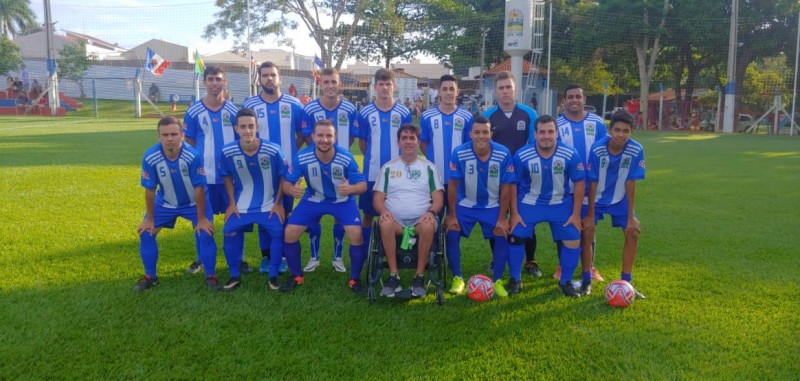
[553,160,565,174]
[449,161,457,171]
[141,170,150,181]
[506,164,515,173]
[577,163,585,171]
[516,121,526,131]
[197,168,205,176]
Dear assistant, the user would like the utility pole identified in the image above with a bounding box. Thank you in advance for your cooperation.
[722,0,738,133]
[44,0,59,115]
[480,27,489,101]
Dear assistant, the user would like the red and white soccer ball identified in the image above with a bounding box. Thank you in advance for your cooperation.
[467,274,495,302]
[605,280,636,308]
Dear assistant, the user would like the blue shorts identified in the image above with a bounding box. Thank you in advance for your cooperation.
[595,198,635,229]
[207,184,229,215]
[359,182,378,216]
[288,198,362,227]
[223,211,284,238]
[149,201,213,229]
[456,205,500,239]
[510,202,580,242]
[282,196,295,214]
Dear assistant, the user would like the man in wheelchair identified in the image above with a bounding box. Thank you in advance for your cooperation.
[373,124,444,298]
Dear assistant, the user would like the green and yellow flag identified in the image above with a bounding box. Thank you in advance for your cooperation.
[194,50,205,76]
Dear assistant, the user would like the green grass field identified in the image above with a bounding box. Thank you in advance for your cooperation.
[1,115,798,379]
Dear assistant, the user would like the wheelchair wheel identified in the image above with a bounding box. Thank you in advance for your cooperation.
[365,220,382,303]
[367,287,376,303]
[436,290,445,305]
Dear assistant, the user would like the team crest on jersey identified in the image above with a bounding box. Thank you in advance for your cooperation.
[553,160,565,174]
[621,157,631,168]
[391,114,401,128]
[197,168,205,176]
[409,169,422,180]
[577,163,585,171]
[338,112,348,126]
[489,164,499,177]
[259,156,270,170]
[454,118,464,131]
[141,170,150,180]
[585,122,595,135]
[280,105,290,118]
[222,112,232,127]
[506,164,515,173]
[332,166,343,180]
[180,163,189,176]
[449,161,457,171]
[639,160,646,169]
[517,121,526,131]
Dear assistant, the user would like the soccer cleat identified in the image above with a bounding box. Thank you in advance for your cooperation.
[186,261,203,275]
[259,257,270,274]
[448,276,465,295]
[240,261,254,275]
[580,281,592,296]
[493,279,508,298]
[268,277,280,290]
[303,258,320,272]
[278,259,288,274]
[411,275,427,297]
[559,281,581,298]
[552,265,562,280]
[349,279,365,294]
[279,276,304,292]
[507,278,521,295]
[486,260,494,274]
[632,286,646,300]
[381,275,402,297]
[133,275,159,292]
[223,277,241,292]
[206,275,221,291]
[591,267,605,282]
[524,260,542,277]
[332,258,346,273]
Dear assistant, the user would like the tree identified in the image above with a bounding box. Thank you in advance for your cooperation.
[0,0,37,39]
[204,0,369,70]
[0,35,21,75]
[58,41,96,99]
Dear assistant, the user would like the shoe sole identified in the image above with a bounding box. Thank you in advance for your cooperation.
[303,265,319,272]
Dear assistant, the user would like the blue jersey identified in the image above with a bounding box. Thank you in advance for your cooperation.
[285,146,366,203]
[183,100,239,184]
[420,106,474,184]
[449,141,515,209]
[141,142,206,209]
[241,94,305,160]
[302,98,358,149]
[513,142,585,206]
[587,136,645,207]
[357,102,412,181]
[482,103,538,156]
[556,113,608,164]
[219,140,287,214]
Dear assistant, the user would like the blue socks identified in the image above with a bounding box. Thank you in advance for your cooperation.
[621,272,632,282]
[494,237,512,281]
[349,243,365,279]
[283,241,302,277]
[559,246,580,285]
[139,231,158,277]
[445,230,462,277]
[223,231,244,278]
[195,230,217,277]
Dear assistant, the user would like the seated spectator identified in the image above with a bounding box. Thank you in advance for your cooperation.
[148,83,160,102]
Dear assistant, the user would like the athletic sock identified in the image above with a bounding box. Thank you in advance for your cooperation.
[261,248,270,260]
[349,243,365,279]
[621,272,632,283]
[139,231,158,277]
[525,233,537,261]
[492,236,510,281]
[559,246,580,285]
[333,223,345,259]
[582,271,592,284]
[283,241,302,277]
[196,230,218,277]
[223,232,244,278]
[445,230,462,277]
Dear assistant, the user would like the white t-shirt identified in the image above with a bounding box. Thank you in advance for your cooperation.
[374,156,444,224]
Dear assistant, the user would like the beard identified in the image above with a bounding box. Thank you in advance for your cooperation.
[261,85,275,95]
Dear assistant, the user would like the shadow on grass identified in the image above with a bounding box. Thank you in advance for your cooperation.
[0,129,153,167]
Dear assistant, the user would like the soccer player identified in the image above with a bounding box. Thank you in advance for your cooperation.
[357,68,412,260]
[218,108,288,291]
[481,71,541,277]
[584,110,646,298]
[278,119,368,292]
[445,116,515,296]
[183,66,240,275]
[242,61,313,274]
[508,115,585,297]
[135,116,219,292]
[300,67,358,273]
[373,124,444,298]
[556,83,608,283]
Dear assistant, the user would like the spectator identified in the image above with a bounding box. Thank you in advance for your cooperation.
[148,83,160,102]
[288,83,297,97]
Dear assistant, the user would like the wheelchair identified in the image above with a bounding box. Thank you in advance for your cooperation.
[365,218,447,305]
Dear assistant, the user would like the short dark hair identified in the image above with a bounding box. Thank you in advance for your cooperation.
[157,116,181,131]
[474,115,490,125]
[439,74,458,88]
[397,123,420,140]
[259,61,279,75]
[535,115,557,131]
[314,119,335,133]
[203,66,225,80]
[320,67,337,77]
[564,83,582,95]
[610,109,635,128]
[374,68,394,83]
[236,108,257,120]
[496,71,515,83]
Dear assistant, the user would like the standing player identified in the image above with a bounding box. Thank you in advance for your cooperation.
[584,110,646,298]
[508,115,585,297]
[135,117,219,291]
[301,67,358,273]
[183,66,240,275]
[481,71,541,277]
[278,120,368,292]
[556,83,608,282]
[357,68,412,259]
[445,116,515,296]
[242,61,313,274]
[218,108,287,291]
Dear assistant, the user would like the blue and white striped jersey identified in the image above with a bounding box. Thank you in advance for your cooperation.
[357,102,412,181]
[241,94,305,160]
[141,142,206,209]
[513,142,585,206]
[183,100,239,184]
[556,113,608,164]
[285,146,366,203]
[302,98,358,149]
[420,106,474,184]
[587,136,645,207]
[219,140,287,213]
[449,141,515,209]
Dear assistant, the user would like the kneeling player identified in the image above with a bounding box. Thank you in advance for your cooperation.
[278,120,368,292]
[509,115,586,298]
[135,116,219,291]
[445,116,515,296]
[219,108,288,291]
[584,110,646,298]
